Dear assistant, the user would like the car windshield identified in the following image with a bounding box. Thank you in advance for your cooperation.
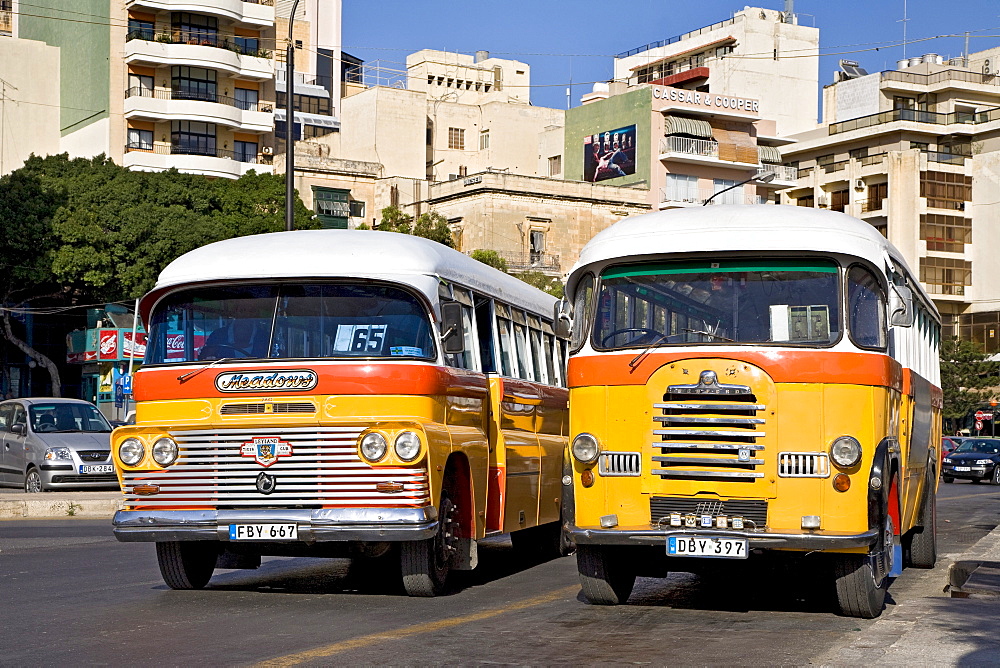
[954,440,1000,455]
[30,403,112,433]
[144,282,435,364]
[593,259,842,349]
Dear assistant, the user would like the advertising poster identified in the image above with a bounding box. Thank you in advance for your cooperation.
[583,124,637,182]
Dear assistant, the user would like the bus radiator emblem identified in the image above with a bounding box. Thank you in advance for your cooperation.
[241,437,293,467]
[256,472,277,495]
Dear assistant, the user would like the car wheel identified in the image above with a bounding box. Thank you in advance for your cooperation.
[24,468,43,493]
[942,476,954,484]
[155,541,218,589]
[992,466,1000,486]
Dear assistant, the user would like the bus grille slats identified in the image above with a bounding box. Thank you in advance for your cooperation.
[598,452,641,476]
[778,452,830,478]
[653,392,766,481]
[650,496,768,527]
[122,427,429,508]
[220,402,316,415]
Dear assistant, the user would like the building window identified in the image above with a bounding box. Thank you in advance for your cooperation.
[797,193,815,207]
[274,120,301,143]
[127,73,153,97]
[276,92,331,116]
[126,128,153,151]
[920,257,971,296]
[127,18,154,41]
[171,66,216,102]
[234,87,258,111]
[921,214,971,252]
[171,12,218,46]
[349,200,365,218]
[830,189,849,212]
[314,188,350,229]
[910,141,929,151]
[234,35,259,57]
[529,230,545,264]
[234,140,258,163]
[866,182,888,211]
[548,155,562,176]
[712,178,742,205]
[171,121,216,156]
[480,129,490,150]
[302,125,336,139]
[448,127,465,150]
[816,154,834,167]
[920,170,971,209]
[664,173,699,203]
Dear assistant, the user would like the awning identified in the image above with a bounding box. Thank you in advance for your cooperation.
[758,144,782,164]
[664,116,713,138]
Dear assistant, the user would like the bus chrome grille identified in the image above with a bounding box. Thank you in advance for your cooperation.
[650,496,768,529]
[219,402,317,415]
[598,452,641,477]
[778,452,830,478]
[121,427,429,509]
[651,388,767,480]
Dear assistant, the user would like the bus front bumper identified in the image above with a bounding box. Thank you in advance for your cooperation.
[113,507,439,543]
[567,525,879,551]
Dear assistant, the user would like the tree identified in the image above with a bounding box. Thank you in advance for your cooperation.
[412,212,454,248]
[378,205,413,234]
[513,271,564,299]
[940,337,1000,433]
[470,249,508,272]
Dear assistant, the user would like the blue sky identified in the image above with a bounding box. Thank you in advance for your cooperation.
[341,1,1000,111]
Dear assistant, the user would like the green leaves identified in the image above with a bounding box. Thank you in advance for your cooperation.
[940,337,1000,425]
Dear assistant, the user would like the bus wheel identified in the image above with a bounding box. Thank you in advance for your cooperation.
[834,486,895,618]
[401,492,457,597]
[577,545,635,605]
[156,541,218,590]
[907,468,937,568]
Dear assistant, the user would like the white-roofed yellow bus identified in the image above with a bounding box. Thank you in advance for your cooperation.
[111,230,570,596]
[561,205,941,618]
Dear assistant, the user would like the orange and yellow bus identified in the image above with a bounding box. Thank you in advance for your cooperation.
[561,206,940,618]
[111,230,569,596]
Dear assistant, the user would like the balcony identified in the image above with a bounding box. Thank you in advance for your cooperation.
[125,30,272,81]
[125,0,274,27]
[860,199,886,214]
[659,136,758,169]
[755,164,798,186]
[829,106,1000,135]
[498,251,561,273]
[0,8,11,35]
[925,151,967,165]
[124,87,273,133]
[123,144,273,179]
[822,160,849,173]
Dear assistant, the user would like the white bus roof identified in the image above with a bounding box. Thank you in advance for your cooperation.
[567,205,934,311]
[141,230,556,320]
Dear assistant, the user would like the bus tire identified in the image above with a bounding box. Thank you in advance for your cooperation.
[156,541,218,590]
[907,468,937,569]
[833,553,886,619]
[577,545,635,605]
[401,491,456,597]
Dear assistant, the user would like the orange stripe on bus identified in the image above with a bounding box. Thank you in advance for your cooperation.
[567,351,905,389]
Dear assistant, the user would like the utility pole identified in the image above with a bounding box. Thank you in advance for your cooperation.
[284,0,301,232]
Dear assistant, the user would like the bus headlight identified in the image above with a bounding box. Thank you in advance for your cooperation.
[830,436,862,468]
[572,433,601,464]
[394,431,422,461]
[151,437,178,466]
[119,438,145,466]
[359,432,388,462]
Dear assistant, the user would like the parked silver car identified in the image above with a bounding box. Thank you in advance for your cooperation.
[0,398,118,492]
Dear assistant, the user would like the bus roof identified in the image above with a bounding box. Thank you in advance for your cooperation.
[567,205,934,311]
[141,230,556,322]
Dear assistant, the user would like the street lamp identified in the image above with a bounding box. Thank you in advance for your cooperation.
[702,171,776,206]
[284,0,301,232]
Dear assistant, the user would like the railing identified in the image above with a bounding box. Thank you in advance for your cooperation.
[925,151,967,165]
[822,160,848,173]
[831,106,1000,134]
[798,166,814,178]
[617,16,741,58]
[497,251,561,273]
[659,136,718,158]
[125,29,271,59]
[241,0,274,4]
[659,187,702,205]
[860,152,887,166]
[125,87,273,112]
[882,68,997,87]
[124,143,273,164]
[756,164,798,182]
[861,199,886,213]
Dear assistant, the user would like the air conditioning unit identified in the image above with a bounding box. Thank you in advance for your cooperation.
[262,146,273,155]
[854,179,865,191]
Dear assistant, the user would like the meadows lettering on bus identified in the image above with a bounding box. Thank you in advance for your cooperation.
[215,370,319,393]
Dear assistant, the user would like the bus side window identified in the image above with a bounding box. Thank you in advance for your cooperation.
[847,265,887,350]
[571,273,595,351]
[474,295,496,373]
[443,301,478,370]
[542,325,557,386]
[496,303,517,377]
[511,309,533,381]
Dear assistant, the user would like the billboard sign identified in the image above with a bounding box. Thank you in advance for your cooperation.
[584,125,637,183]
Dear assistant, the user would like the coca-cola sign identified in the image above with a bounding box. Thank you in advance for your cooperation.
[123,332,147,359]
[98,329,119,360]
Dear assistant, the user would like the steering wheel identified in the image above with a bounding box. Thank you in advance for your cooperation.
[199,344,252,360]
[35,423,56,433]
[601,327,659,347]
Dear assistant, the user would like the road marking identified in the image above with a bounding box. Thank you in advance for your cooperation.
[938,491,1000,502]
[256,584,579,667]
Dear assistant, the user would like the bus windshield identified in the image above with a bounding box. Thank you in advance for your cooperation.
[593,259,841,349]
[144,283,436,364]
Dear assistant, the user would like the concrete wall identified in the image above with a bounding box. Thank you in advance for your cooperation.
[564,87,651,188]
[339,86,427,179]
[0,37,61,175]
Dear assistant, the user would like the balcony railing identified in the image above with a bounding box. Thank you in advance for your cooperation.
[125,87,273,112]
[860,152,887,166]
[126,29,271,59]
[660,136,718,158]
[925,151,967,165]
[798,166,814,178]
[496,251,561,273]
[124,143,273,164]
[822,160,849,173]
[241,0,274,4]
[756,164,798,182]
[881,68,998,87]
[830,106,1000,134]
[861,199,886,213]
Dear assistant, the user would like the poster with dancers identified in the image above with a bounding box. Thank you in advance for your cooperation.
[583,124,637,182]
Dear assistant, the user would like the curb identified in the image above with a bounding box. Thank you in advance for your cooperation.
[0,496,123,519]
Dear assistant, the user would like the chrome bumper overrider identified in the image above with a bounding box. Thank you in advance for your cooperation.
[113,507,439,543]
[567,524,879,550]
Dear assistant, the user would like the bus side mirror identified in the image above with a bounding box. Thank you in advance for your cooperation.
[440,302,466,354]
[889,285,914,327]
[553,299,573,339]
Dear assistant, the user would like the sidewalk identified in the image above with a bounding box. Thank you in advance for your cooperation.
[0,489,123,519]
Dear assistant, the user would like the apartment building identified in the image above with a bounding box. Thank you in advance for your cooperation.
[1,0,341,179]
[613,6,819,137]
[0,36,60,176]
[780,52,1000,350]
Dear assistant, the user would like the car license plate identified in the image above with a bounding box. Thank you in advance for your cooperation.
[954,466,971,472]
[79,464,114,474]
[667,535,747,559]
[228,524,298,541]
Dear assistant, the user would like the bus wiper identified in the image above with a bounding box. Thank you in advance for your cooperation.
[177,357,237,382]
[683,328,733,342]
[628,332,672,371]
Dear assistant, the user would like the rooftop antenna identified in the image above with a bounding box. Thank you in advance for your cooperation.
[783,0,795,24]
[897,0,910,59]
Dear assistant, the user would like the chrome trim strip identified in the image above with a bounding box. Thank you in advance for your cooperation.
[654,403,765,411]
[652,469,764,479]
[654,443,765,451]
[567,525,879,550]
[653,456,764,466]
[654,429,765,438]
[654,416,766,425]
[112,507,438,542]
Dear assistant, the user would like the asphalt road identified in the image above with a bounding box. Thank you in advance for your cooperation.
[1,481,997,666]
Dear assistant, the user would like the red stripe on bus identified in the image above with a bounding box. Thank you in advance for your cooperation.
[567,351,905,389]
